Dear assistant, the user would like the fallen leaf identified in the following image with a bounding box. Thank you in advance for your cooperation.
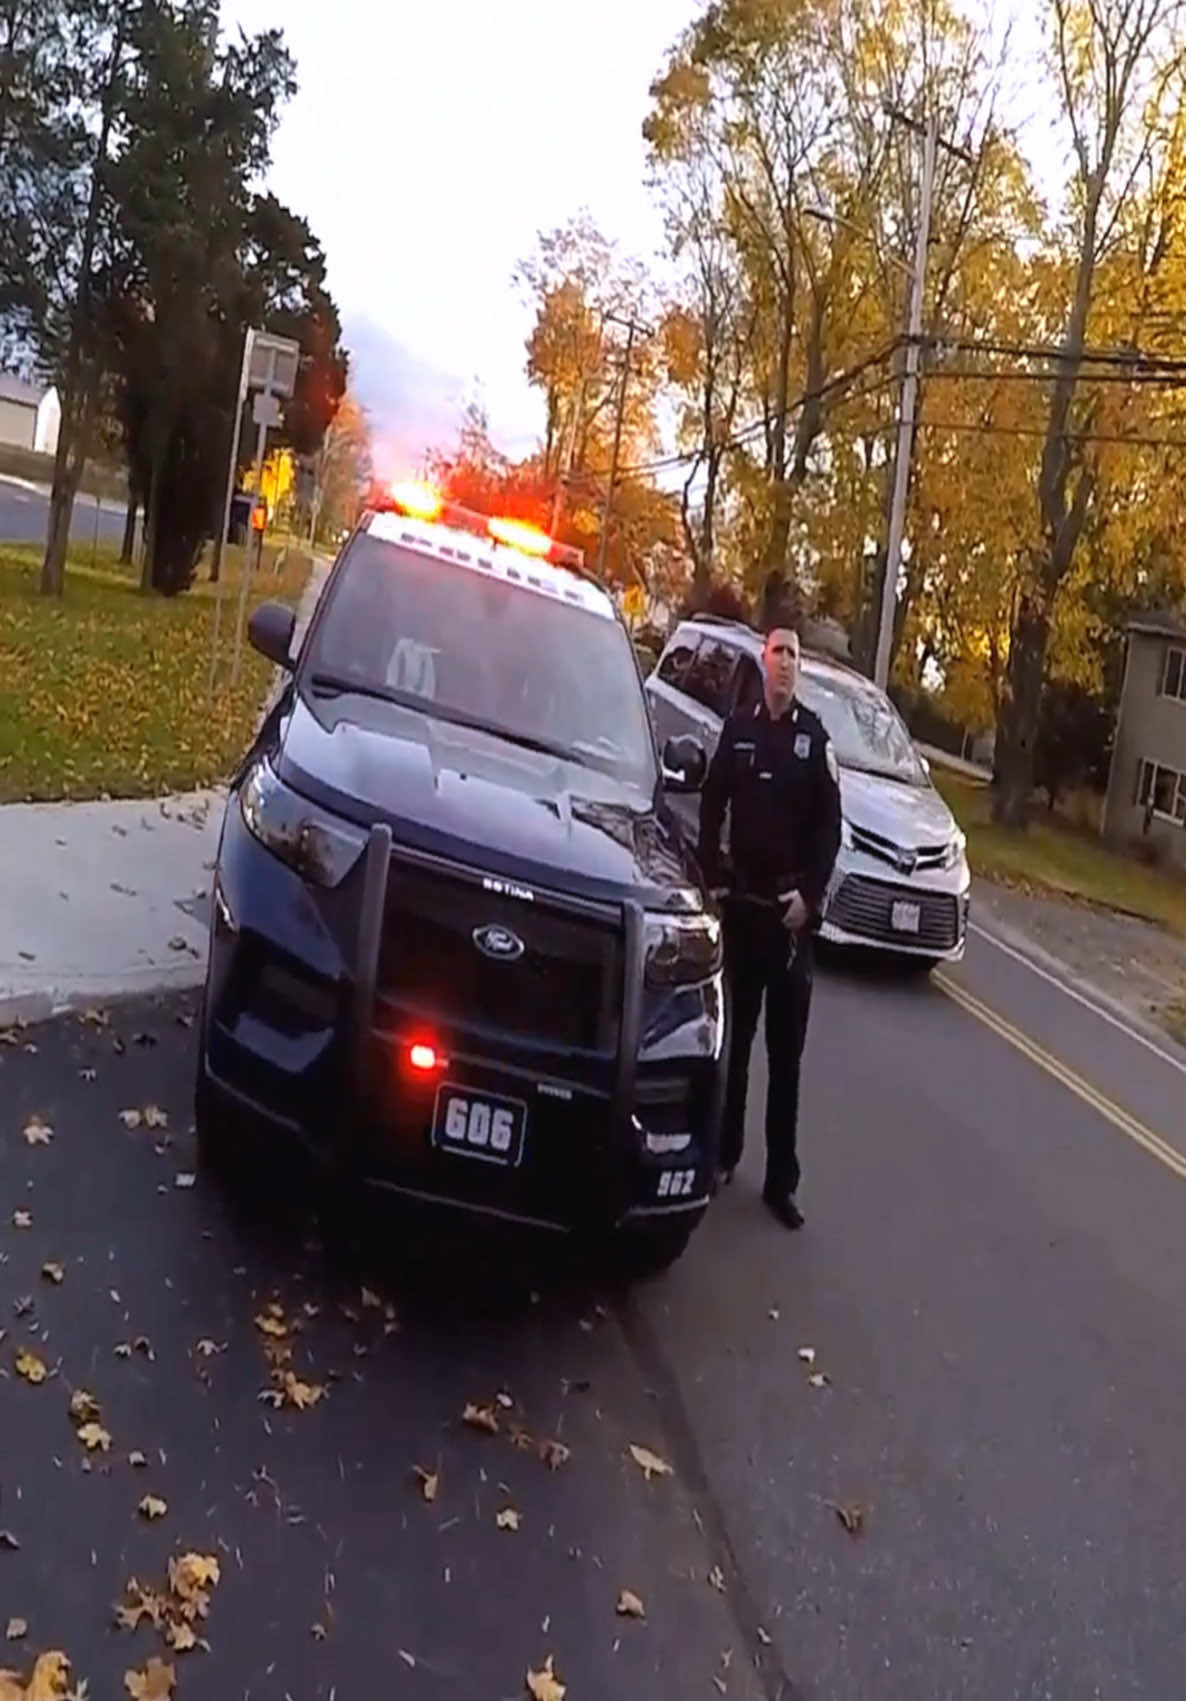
[0,1676,22,1701]
[757,1626,772,1646]
[281,1372,324,1411]
[807,1372,829,1389]
[616,1589,645,1619]
[77,1422,111,1453]
[69,1390,101,1425]
[713,1679,727,1696]
[708,1564,726,1592]
[168,1552,220,1616]
[134,1337,153,1359]
[830,1501,864,1536]
[768,1307,780,1321]
[138,1496,167,1521]
[797,1346,816,1365]
[162,1622,195,1654]
[15,1350,48,1385]
[194,1340,222,1358]
[114,1344,132,1359]
[124,1656,174,1700]
[119,1111,142,1130]
[414,1468,439,1503]
[41,1262,64,1285]
[24,1651,73,1701]
[11,1212,31,1230]
[496,1392,514,1409]
[311,1624,326,1642]
[0,1532,18,1550]
[539,1438,571,1471]
[629,1444,673,1482]
[173,1174,195,1191]
[254,1312,287,1339]
[128,1452,148,1469]
[360,1286,382,1309]
[462,1402,499,1435]
[4,1621,26,1642]
[526,1655,566,1701]
[79,1068,96,1083]
[22,1117,52,1146]
[496,1507,522,1532]
[143,1106,167,1130]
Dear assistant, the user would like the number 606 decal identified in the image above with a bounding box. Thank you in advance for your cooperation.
[657,1168,696,1199]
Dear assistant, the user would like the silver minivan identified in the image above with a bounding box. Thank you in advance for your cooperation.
[646,615,971,966]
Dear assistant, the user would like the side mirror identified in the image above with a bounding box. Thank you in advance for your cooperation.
[662,734,707,793]
[248,601,296,670]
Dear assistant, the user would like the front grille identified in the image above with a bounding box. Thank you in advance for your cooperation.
[850,823,950,873]
[827,874,960,951]
[377,861,620,1054]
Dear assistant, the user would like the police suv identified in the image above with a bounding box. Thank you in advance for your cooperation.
[196,484,725,1273]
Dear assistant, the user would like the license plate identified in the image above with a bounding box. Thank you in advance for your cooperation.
[891,900,922,934]
[431,1085,527,1168]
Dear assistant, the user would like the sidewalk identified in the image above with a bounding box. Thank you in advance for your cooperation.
[0,556,331,1024]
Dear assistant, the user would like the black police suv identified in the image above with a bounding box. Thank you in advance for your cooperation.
[196,486,725,1273]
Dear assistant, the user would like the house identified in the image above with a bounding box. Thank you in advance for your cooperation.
[0,376,60,456]
[1102,610,1186,866]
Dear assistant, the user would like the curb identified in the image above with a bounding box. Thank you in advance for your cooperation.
[0,960,206,1030]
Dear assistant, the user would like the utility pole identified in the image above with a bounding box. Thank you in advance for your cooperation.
[873,106,974,692]
[596,310,651,579]
[551,374,586,536]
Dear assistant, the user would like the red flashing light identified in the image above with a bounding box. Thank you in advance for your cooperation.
[408,1042,440,1072]
[389,480,443,521]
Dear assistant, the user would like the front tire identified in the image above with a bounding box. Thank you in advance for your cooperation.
[613,1218,695,1281]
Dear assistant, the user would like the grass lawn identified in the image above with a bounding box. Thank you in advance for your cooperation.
[935,770,1186,940]
[0,539,312,803]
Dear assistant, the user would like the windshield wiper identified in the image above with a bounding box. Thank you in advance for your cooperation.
[308,674,575,762]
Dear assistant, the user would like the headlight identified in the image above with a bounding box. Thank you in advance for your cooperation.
[240,758,366,888]
[840,817,854,851]
[644,911,723,988]
[943,828,967,870]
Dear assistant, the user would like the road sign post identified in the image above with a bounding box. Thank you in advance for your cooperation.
[208,329,300,695]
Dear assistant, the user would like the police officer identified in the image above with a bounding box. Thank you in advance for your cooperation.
[698,613,842,1229]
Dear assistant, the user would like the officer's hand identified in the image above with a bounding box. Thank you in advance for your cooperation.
[779,889,809,932]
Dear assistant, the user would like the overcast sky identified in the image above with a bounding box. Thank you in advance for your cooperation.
[220,0,699,475]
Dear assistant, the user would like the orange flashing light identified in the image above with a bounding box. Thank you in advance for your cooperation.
[487,516,554,557]
[389,480,443,521]
[250,503,267,533]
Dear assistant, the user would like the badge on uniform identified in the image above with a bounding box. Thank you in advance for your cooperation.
[793,732,811,759]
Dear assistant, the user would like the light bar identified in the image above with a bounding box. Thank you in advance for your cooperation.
[388,481,443,521]
[373,483,587,575]
[487,516,552,557]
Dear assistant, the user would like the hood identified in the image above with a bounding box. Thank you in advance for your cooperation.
[275,692,699,909]
[838,765,957,848]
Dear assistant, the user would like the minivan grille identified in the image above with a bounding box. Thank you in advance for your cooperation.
[828,874,960,951]
[377,863,619,1054]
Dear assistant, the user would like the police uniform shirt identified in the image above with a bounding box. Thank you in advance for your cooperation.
[698,696,842,913]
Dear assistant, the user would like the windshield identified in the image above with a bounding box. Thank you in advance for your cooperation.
[304,533,657,790]
[797,670,928,787]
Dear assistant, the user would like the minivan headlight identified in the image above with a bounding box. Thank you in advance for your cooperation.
[943,828,967,870]
[240,758,366,888]
[643,911,723,988]
[840,817,854,851]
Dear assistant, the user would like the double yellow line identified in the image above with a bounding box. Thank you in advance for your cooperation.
[935,972,1186,1184]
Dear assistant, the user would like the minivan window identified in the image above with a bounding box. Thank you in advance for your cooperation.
[306,535,657,790]
[656,637,696,688]
[797,670,927,786]
[682,638,739,719]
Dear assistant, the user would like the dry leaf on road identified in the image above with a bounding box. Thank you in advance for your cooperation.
[616,1590,645,1619]
[807,1372,829,1389]
[15,1350,48,1385]
[124,1657,174,1700]
[119,1111,142,1130]
[708,1564,726,1593]
[414,1468,439,1503]
[41,1263,64,1286]
[797,1346,816,1364]
[525,1655,566,1701]
[143,1106,167,1130]
[829,1501,864,1536]
[167,1552,220,1616]
[162,1622,196,1654]
[538,1439,570,1471]
[77,1423,111,1453]
[25,1651,73,1700]
[496,1508,522,1532]
[281,1372,324,1411]
[22,1117,52,1146]
[128,1451,148,1469]
[253,1312,287,1339]
[0,1533,20,1551]
[172,1174,195,1191]
[11,1212,31,1230]
[194,1340,223,1358]
[462,1402,499,1435]
[3,1621,26,1642]
[69,1390,100,1425]
[629,1444,673,1482]
[138,1497,167,1521]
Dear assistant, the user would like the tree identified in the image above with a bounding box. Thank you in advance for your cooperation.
[993,0,1186,824]
[307,390,372,545]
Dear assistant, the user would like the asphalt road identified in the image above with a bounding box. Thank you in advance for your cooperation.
[0,475,126,547]
[2,933,1185,1700]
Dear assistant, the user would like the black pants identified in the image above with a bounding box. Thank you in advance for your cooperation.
[720,907,814,1198]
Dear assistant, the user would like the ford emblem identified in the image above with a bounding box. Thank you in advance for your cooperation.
[472,923,525,961]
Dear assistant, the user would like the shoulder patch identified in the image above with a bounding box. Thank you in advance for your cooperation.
[825,739,839,784]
